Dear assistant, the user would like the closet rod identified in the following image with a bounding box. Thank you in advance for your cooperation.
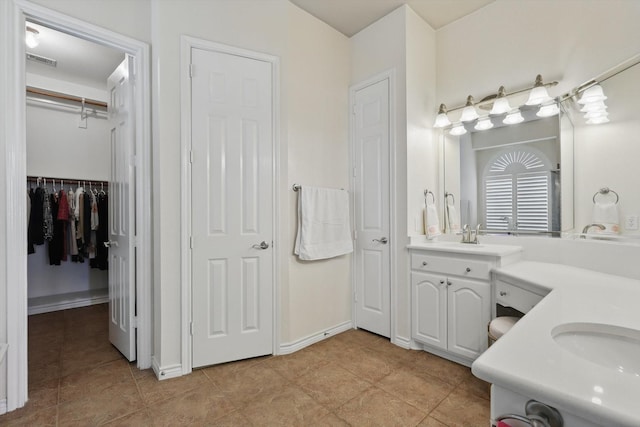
[26,86,108,109]
[27,175,109,185]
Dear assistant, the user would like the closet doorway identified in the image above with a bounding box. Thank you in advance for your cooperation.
[3,1,152,412]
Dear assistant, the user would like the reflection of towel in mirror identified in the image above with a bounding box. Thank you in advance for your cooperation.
[592,201,620,234]
[294,186,353,260]
[446,199,460,233]
[424,198,441,239]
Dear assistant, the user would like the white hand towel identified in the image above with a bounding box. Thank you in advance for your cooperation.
[424,197,441,240]
[446,199,461,233]
[592,201,620,234]
[294,186,353,261]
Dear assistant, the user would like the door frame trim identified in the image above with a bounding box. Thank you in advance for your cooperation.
[2,0,152,411]
[348,69,397,344]
[179,36,281,374]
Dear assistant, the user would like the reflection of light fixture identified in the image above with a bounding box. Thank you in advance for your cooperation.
[459,96,479,122]
[474,117,494,131]
[526,75,553,106]
[449,123,467,136]
[586,116,610,125]
[537,102,560,117]
[490,86,512,115]
[578,84,607,104]
[26,26,40,48]
[434,103,451,128]
[503,108,524,125]
[580,101,607,113]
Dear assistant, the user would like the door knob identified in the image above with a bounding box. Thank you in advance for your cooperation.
[372,237,388,244]
[252,241,269,250]
[103,241,118,248]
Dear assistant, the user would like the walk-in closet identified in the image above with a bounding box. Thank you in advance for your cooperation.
[25,20,132,383]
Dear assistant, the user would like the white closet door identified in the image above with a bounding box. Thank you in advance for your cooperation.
[353,78,391,338]
[107,55,136,361]
[190,48,274,368]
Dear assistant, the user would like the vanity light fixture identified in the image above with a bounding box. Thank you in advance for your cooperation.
[25,26,40,48]
[474,117,494,131]
[503,108,525,125]
[449,123,467,136]
[579,101,607,113]
[536,102,560,118]
[578,84,607,104]
[584,110,609,119]
[434,104,452,128]
[459,96,479,122]
[525,75,553,106]
[586,116,610,125]
[489,86,512,115]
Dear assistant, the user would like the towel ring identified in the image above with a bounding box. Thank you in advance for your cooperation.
[592,187,619,204]
[445,192,455,204]
[424,189,435,204]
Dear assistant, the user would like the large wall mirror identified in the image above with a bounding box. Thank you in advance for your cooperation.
[441,54,640,240]
[442,105,573,236]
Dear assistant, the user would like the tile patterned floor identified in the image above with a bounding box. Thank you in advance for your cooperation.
[2,304,491,426]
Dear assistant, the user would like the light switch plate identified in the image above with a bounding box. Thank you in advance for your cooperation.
[625,215,639,230]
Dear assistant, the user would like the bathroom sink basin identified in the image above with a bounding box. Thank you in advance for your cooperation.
[552,323,640,376]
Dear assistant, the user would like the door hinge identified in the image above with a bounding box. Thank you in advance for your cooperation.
[352,104,358,115]
[354,291,358,303]
[189,63,194,78]
[190,321,194,336]
[190,236,194,249]
[132,316,138,328]
[353,230,357,240]
[189,149,194,163]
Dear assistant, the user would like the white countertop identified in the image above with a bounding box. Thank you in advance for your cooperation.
[472,261,640,427]
[407,240,522,257]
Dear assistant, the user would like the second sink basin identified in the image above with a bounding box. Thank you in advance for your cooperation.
[552,322,640,376]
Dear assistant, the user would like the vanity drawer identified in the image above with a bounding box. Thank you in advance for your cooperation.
[495,279,545,313]
[411,253,491,280]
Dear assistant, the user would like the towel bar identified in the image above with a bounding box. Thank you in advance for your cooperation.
[592,187,619,204]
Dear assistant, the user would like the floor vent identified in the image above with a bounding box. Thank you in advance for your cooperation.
[26,52,57,67]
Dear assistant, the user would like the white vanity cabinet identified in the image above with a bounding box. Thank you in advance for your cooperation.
[409,244,522,366]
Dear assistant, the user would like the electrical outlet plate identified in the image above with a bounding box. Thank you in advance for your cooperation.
[625,215,639,231]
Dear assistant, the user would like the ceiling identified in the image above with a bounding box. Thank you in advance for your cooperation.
[24,1,495,90]
[25,21,124,90]
[289,0,496,36]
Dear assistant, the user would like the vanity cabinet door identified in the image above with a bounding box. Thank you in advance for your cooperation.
[411,271,447,350]
[447,278,491,360]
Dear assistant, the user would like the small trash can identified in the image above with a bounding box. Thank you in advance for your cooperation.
[488,316,519,346]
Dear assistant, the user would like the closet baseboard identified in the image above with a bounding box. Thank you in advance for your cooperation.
[28,289,109,315]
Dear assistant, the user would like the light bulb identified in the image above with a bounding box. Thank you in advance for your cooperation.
[449,123,467,136]
[474,118,494,131]
[490,86,512,115]
[578,84,607,104]
[526,86,552,106]
[25,26,40,48]
[433,104,451,128]
[503,109,524,125]
[537,103,560,118]
[460,96,479,122]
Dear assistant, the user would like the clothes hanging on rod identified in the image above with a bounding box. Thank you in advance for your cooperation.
[27,176,109,269]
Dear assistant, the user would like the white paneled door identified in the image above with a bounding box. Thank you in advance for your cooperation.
[107,55,136,361]
[190,47,274,368]
[353,78,391,338]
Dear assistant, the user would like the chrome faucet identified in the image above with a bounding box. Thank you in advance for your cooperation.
[581,223,605,238]
[461,224,481,244]
[474,224,482,244]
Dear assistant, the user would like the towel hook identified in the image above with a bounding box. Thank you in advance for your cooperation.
[592,187,619,204]
[424,189,435,205]
[445,192,455,204]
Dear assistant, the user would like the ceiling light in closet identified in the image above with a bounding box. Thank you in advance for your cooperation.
[460,96,479,122]
[434,104,452,128]
[25,26,40,48]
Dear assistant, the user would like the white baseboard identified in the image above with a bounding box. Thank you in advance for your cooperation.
[0,398,7,415]
[28,291,109,315]
[392,335,412,349]
[152,356,183,380]
[278,320,353,355]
